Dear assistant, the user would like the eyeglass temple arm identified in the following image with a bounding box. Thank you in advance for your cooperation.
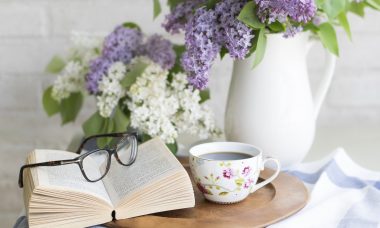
[75,132,138,154]
[18,159,77,188]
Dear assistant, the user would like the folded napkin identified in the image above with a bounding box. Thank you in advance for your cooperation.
[270,148,380,228]
[14,148,380,228]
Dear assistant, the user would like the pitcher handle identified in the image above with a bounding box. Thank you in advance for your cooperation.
[250,157,280,193]
[307,41,337,120]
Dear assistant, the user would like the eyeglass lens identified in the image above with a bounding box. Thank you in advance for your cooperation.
[116,135,137,165]
[82,149,110,181]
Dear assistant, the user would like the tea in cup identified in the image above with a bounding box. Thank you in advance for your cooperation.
[189,142,280,204]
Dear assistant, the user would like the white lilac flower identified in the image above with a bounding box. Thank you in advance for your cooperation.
[174,83,218,139]
[51,32,102,102]
[69,31,102,64]
[96,61,126,118]
[127,58,177,143]
[107,61,127,80]
[85,25,176,94]
[127,58,219,144]
[71,31,103,49]
[171,71,188,91]
[96,95,119,118]
[52,61,85,101]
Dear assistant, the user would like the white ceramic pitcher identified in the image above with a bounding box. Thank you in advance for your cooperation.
[224,32,336,169]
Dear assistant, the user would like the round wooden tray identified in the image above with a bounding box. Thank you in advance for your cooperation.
[106,157,308,228]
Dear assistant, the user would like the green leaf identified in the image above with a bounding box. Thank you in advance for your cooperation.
[207,0,217,8]
[317,22,339,56]
[219,46,229,59]
[245,31,259,58]
[348,2,365,17]
[268,21,285,32]
[316,0,324,8]
[321,0,347,19]
[235,178,245,186]
[367,0,380,10]
[122,22,141,30]
[153,0,162,19]
[121,62,148,87]
[166,141,178,154]
[253,28,267,67]
[45,56,65,74]
[42,86,60,116]
[199,89,210,103]
[97,119,114,148]
[337,12,352,40]
[303,23,319,33]
[141,133,152,142]
[206,0,218,9]
[173,44,186,57]
[238,1,265,29]
[82,112,106,136]
[60,92,83,124]
[113,105,130,132]
[219,192,229,196]
[167,0,183,10]
[170,44,186,73]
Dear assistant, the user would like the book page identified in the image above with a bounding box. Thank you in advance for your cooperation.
[102,138,182,206]
[34,150,112,204]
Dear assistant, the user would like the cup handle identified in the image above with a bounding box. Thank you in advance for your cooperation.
[250,157,281,193]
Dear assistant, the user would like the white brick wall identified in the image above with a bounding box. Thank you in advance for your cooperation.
[0,0,379,226]
[0,3,47,37]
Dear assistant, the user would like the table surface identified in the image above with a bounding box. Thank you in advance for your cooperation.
[106,158,308,228]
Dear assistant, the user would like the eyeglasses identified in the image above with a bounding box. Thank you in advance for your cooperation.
[18,132,138,188]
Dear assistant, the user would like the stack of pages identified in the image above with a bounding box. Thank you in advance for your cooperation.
[22,138,195,228]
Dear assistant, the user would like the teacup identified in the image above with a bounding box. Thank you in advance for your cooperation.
[189,142,280,204]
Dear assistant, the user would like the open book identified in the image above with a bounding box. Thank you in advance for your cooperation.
[22,138,195,228]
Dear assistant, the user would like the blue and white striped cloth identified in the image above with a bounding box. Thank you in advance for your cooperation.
[270,148,380,228]
[14,148,380,228]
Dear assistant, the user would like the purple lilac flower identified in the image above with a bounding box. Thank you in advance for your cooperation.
[283,24,303,38]
[181,8,220,89]
[102,25,142,64]
[162,0,206,34]
[86,25,143,93]
[312,13,328,26]
[215,0,253,59]
[86,56,112,94]
[290,0,317,23]
[139,34,176,70]
[255,0,317,24]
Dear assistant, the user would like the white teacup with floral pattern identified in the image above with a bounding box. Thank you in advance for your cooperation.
[189,142,280,204]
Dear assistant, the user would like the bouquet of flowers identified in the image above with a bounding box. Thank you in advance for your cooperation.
[43,23,220,152]
[153,0,380,89]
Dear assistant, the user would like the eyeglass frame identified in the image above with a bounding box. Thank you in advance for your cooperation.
[18,132,138,188]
